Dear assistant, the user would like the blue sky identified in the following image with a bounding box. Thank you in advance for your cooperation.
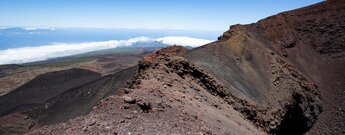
[0,0,323,31]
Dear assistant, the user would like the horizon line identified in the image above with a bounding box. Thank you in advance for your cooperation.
[0,26,227,32]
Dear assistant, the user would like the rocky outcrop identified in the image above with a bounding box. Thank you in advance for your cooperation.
[26,44,322,134]
[142,45,188,61]
[27,47,266,135]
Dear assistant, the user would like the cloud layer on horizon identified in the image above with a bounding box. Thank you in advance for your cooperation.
[0,36,213,65]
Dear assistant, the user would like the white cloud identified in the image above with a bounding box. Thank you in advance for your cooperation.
[0,36,213,65]
[156,36,213,47]
[23,27,56,31]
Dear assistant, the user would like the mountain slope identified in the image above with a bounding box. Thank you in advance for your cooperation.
[27,47,266,135]
[0,67,138,134]
[185,41,322,134]
[0,68,102,116]
[26,41,321,135]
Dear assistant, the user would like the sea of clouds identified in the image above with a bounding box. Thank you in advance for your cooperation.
[0,36,213,65]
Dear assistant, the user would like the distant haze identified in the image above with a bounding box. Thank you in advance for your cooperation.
[0,36,212,65]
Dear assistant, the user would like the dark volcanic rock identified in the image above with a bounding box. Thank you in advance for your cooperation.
[185,0,345,134]
[0,68,102,116]
[0,66,138,134]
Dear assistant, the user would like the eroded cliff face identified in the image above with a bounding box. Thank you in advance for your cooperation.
[185,27,322,134]
[212,0,345,134]
[128,44,322,134]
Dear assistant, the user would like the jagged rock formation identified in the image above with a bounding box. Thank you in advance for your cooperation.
[26,42,322,134]
[27,47,266,135]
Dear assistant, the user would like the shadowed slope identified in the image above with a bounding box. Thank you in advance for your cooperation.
[0,66,138,134]
[0,68,102,116]
[186,0,344,134]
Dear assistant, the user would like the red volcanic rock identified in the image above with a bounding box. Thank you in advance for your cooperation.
[143,45,188,62]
